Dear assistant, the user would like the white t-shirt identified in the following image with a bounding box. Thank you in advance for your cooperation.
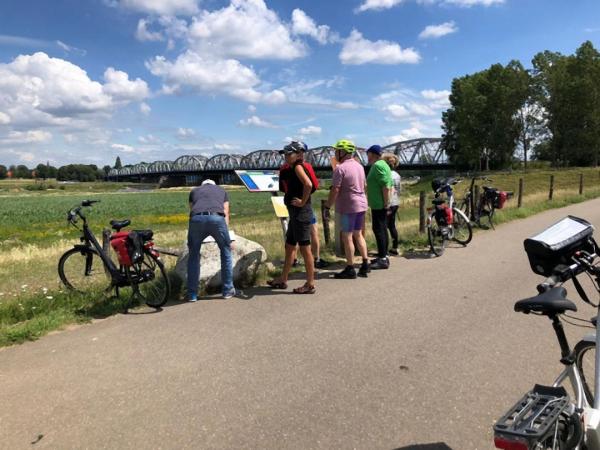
[390,171,401,206]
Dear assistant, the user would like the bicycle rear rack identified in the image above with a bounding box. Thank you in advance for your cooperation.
[494,384,570,447]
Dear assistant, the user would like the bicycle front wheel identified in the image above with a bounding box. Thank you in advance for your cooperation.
[452,208,472,245]
[58,247,112,293]
[575,339,596,406]
[126,250,170,308]
[427,215,447,257]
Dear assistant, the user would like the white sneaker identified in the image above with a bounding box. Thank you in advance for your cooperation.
[222,289,237,299]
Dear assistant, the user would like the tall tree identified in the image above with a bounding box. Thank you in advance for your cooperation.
[114,156,122,169]
[0,165,7,179]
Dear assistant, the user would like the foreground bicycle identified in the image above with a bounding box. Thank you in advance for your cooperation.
[457,175,513,229]
[426,177,472,256]
[58,200,170,309]
[493,216,600,450]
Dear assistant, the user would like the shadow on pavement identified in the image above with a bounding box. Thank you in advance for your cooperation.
[403,250,434,260]
[393,443,454,450]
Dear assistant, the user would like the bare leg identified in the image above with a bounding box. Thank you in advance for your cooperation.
[298,244,315,286]
[279,243,296,283]
[341,232,355,266]
[310,224,320,260]
[352,230,368,260]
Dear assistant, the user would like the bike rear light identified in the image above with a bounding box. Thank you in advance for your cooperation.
[493,437,529,450]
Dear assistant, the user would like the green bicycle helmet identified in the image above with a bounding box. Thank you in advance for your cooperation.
[333,139,356,154]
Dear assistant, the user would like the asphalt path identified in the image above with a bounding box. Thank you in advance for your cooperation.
[3,198,600,450]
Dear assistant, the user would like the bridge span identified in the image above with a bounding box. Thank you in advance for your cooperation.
[107,138,449,185]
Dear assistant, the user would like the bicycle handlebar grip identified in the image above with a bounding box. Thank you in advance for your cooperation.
[537,274,560,293]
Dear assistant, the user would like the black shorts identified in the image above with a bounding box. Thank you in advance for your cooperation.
[286,205,312,247]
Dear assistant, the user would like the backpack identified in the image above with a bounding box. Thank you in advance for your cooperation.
[279,162,319,194]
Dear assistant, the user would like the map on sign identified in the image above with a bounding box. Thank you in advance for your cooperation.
[235,170,279,192]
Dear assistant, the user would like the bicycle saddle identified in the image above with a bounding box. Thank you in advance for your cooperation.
[482,186,496,191]
[110,219,131,231]
[432,198,446,205]
[514,287,577,315]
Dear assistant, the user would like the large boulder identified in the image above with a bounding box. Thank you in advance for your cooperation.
[174,235,267,292]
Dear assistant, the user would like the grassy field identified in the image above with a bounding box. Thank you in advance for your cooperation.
[1,167,600,346]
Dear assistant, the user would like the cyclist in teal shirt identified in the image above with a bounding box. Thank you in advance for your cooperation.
[366,145,393,269]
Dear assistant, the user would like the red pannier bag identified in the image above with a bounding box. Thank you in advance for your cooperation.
[494,191,508,209]
[435,204,453,226]
[110,231,132,266]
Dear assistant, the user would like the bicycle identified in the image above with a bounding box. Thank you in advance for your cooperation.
[493,216,600,450]
[426,178,472,257]
[58,200,170,309]
[457,175,513,230]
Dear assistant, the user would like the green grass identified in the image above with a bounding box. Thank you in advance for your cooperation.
[1,167,600,347]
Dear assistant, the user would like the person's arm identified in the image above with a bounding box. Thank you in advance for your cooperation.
[291,164,312,207]
[188,190,193,212]
[224,201,230,226]
[326,186,340,209]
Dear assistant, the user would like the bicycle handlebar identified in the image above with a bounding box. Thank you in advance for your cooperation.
[536,251,599,294]
[66,200,100,225]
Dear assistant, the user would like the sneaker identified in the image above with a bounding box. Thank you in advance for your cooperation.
[334,265,357,279]
[314,258,330,269]
[187,293,198,302]
[358,261,370,278]
[370,258,390,270]
[222,288,237,299]
[389,248,399,256]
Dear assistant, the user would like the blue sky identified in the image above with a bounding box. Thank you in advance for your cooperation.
[0,0,598,167]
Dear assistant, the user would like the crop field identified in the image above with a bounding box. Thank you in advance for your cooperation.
[1,167,600,346]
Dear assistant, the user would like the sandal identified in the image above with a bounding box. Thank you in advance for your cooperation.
[267,279,288,289]
[293,284,316,295]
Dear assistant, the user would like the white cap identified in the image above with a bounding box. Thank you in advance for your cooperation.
[201,179,216,185]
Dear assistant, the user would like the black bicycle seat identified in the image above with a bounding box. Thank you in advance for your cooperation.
[432,198,446,205]
[110,219,131,231]
[482,186,496,191]
[514,287,577,315]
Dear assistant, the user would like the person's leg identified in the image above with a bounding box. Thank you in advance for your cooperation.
[371,209,388,259]
[353,212,369,260]
[387,205,399,252]
[298,244,315,287]
[210,216,234,296]
[186,218,209,300]
[280,244,296,283]
[310,224,320,260]
[342,232,355,266]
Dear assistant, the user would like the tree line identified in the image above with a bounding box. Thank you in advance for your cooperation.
[441,41,600,170]
[0,157,125,182]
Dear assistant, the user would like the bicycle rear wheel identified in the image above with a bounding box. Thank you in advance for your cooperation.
[452,208,472,245]
[575,339,596,406]
[427,215,447,257]
[58,247,112,293]
[126,250,170,308]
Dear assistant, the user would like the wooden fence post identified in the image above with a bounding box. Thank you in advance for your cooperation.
[321,199,330,245]
[579,173,584,195]
[518,178,523,208]
[549,175,554,200]
[474,185,480,212]
[419,191,426,234]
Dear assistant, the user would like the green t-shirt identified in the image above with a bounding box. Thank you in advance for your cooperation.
[366,159,393,209]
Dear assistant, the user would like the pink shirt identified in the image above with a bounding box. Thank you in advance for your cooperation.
[332,158,368,214]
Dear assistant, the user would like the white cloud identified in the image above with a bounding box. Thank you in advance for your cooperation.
[140,102,151,115]
[384,127,423,144]
[136,19,164,42]
[280,77,358,109]
[214,143,239,151]
[384,104,411,119]
[111,143,135,153]
[103,67,149,103]
[421,89,450,108]
[239,115,275,128]
[0,112,10,125]
[356,0,405,13]
[147,50,286,104]
[0,53,149,132]
[1,130,52,144]
[298,125,322,136]
[339,30,420,65]
[291,9,333,45]
[357,0,503,12]
[176,127,196,138]
[109,0,199,15]
[419,21,458,39]
[248,105,257,113]
[187,0,306,60]
[138,134,161,144]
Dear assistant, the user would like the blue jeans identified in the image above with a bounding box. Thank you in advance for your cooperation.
[187,215,233,297]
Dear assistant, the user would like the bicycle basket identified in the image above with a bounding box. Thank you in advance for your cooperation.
[524,216,595,276]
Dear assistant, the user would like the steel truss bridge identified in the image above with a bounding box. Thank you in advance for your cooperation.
[107,138,448,184]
